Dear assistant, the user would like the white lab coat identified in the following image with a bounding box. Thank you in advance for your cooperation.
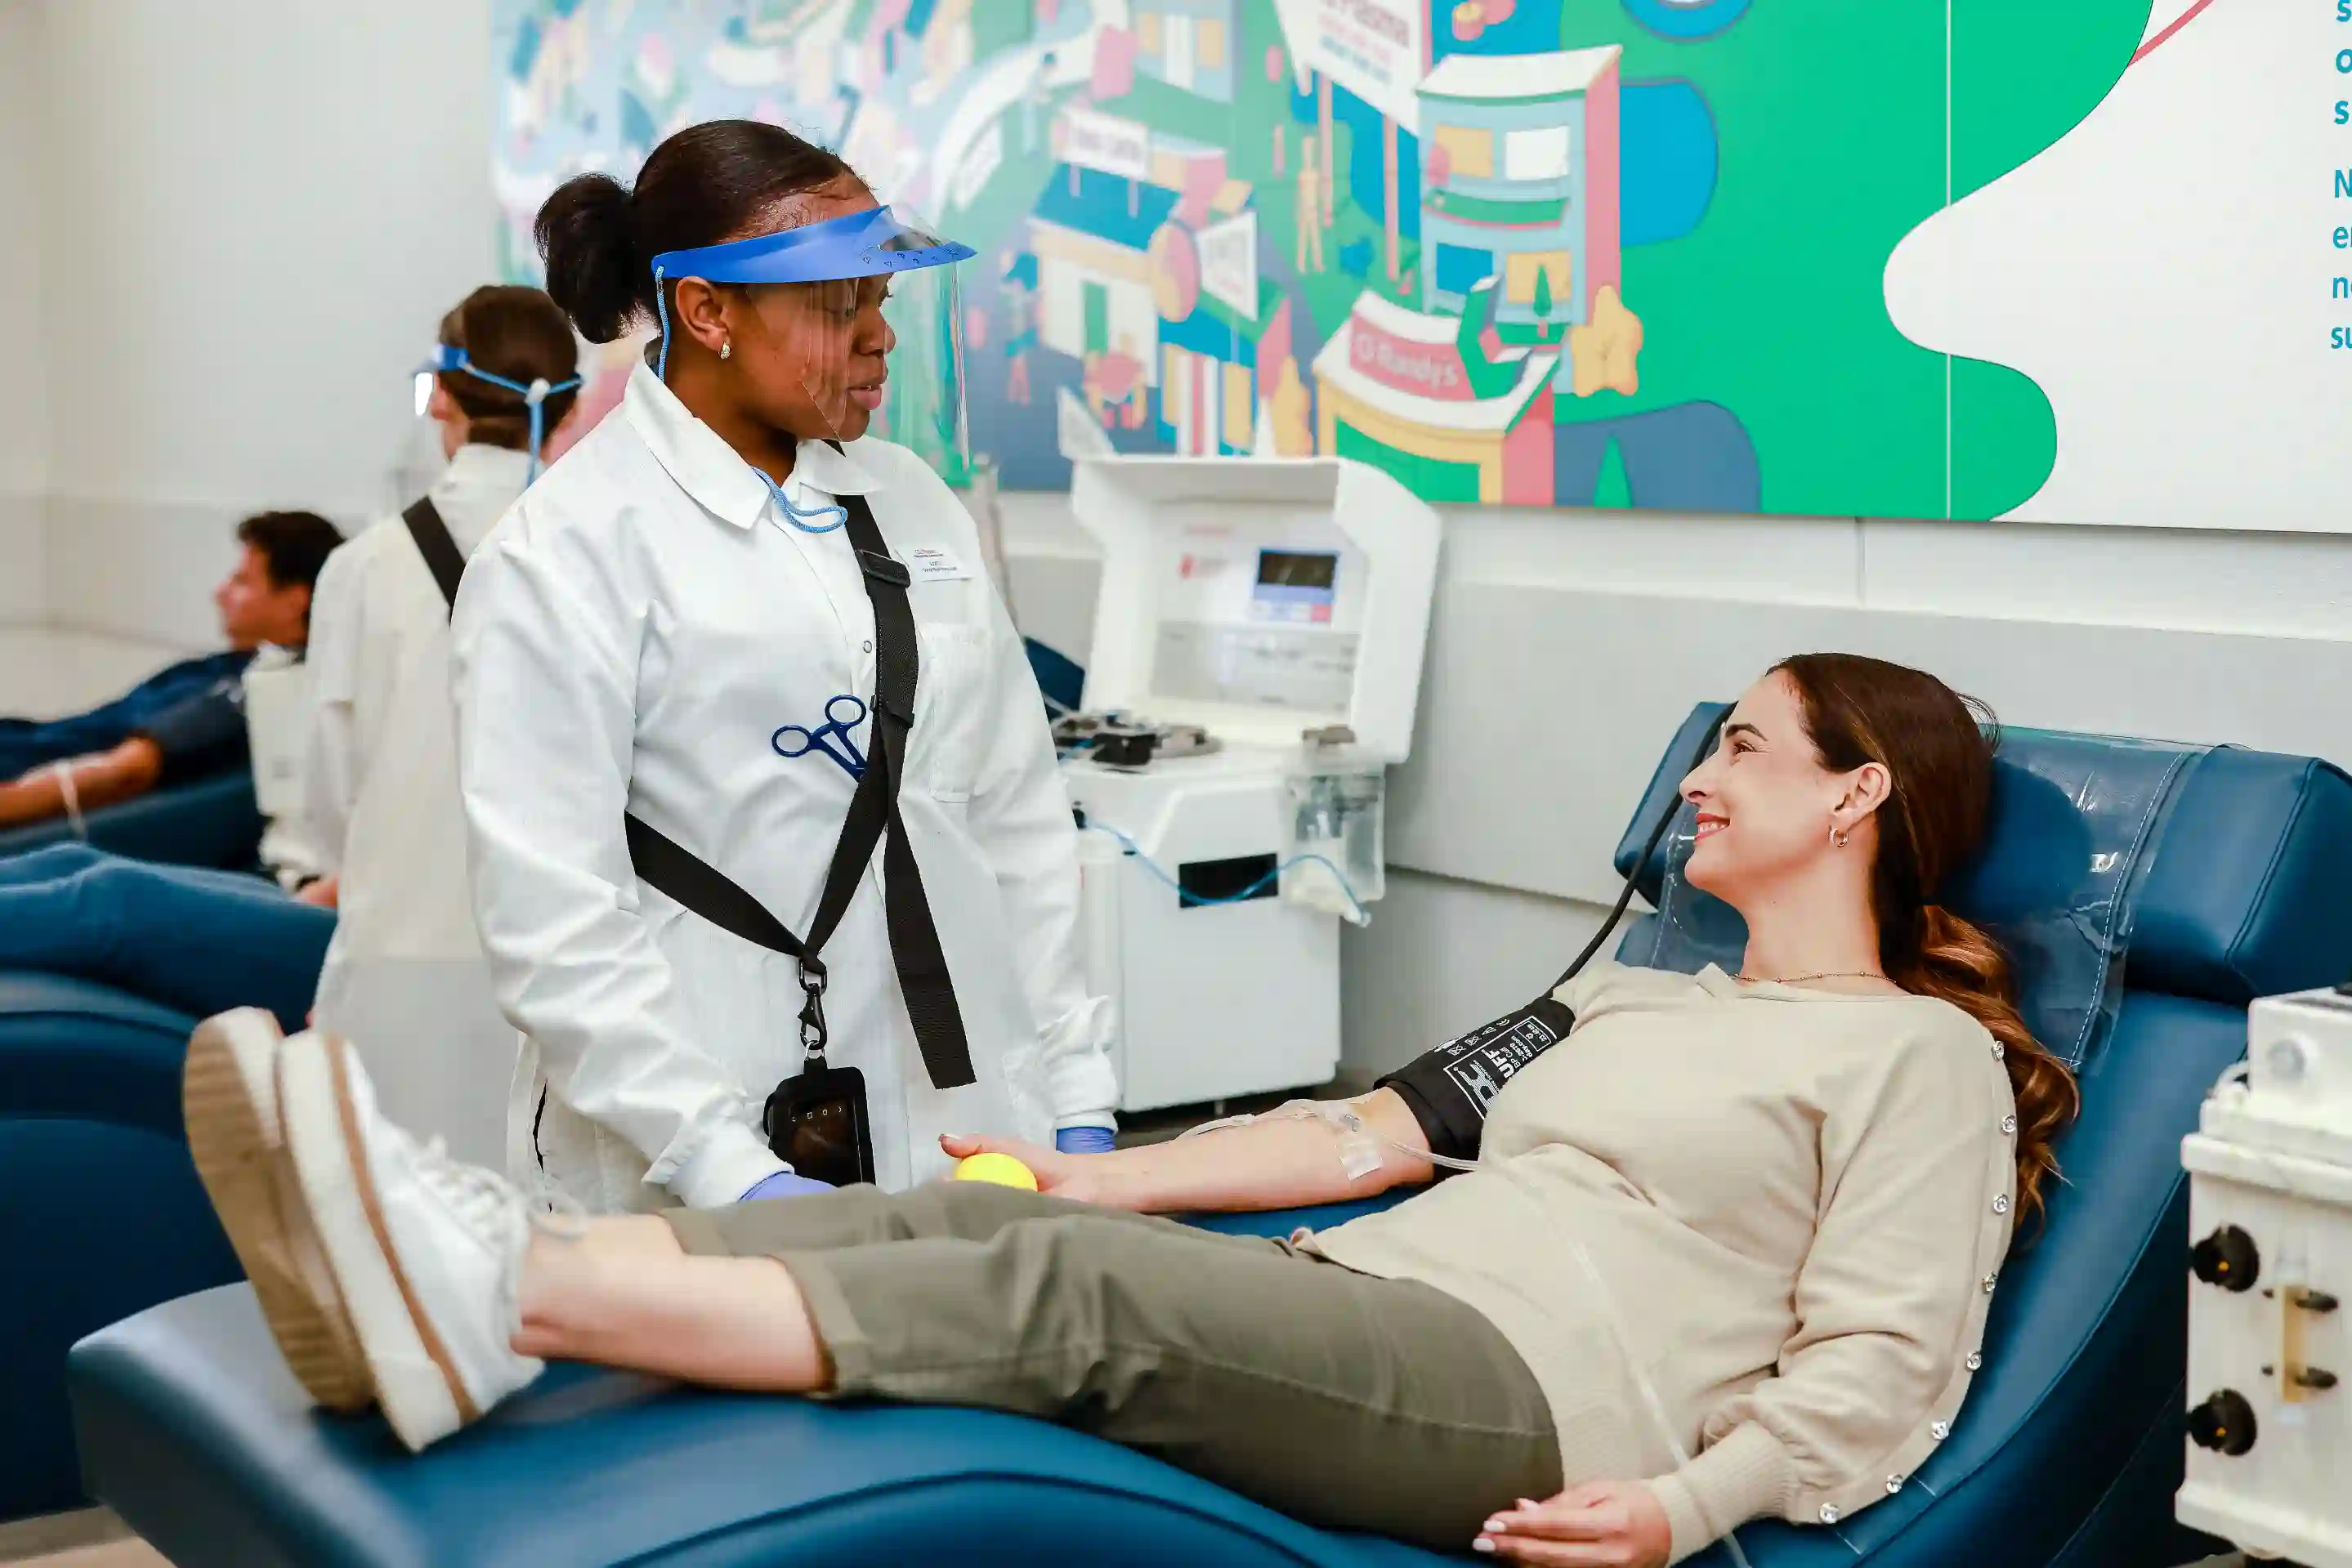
[240,643,330,890]
[451,364,1116,1213]
[302,444,532,1168]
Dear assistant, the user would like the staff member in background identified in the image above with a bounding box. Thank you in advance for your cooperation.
[453,119,1116,1215]
[299,287,581,1167]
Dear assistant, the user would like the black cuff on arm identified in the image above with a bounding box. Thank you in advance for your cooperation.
[1374,995,1577,1169]
[132,681,248,786]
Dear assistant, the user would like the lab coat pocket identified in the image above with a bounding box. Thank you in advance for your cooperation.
[912,623,991,803]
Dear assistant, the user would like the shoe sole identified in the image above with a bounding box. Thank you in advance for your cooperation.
[181,1010,373,1412]
[279,1030,477,1451]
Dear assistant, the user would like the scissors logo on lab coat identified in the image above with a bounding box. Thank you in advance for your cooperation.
[772,694,870,780]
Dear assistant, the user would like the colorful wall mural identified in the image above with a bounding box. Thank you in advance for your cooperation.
[495,2,2339,530]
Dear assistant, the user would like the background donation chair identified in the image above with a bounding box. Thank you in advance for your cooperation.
[0,973,234,1523]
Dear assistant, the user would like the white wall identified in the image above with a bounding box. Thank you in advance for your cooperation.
[34,0,498,647]
[1000,490,2352,1082]
[0,0,51,623]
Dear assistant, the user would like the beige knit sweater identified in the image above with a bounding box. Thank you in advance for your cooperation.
[1303,960,2018,1562]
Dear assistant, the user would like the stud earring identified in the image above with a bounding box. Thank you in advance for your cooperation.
[1831,824,1850,849]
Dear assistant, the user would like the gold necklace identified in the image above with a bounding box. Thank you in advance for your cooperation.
[1734,969,1889,985]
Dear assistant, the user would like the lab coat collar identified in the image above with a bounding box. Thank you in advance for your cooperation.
[428,443,532,556]
[791,434,885,498]
[623,361,888,533]
[440,442,532,494]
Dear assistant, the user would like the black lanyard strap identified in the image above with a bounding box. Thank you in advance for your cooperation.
[406,480,977,1091]
[403,497,468,606]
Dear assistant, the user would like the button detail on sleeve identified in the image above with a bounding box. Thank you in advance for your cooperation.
[1965,1351,1983,1371]
[1982,1272,1998,1293]
[1931,1419,1952,1441]
[1992,1194,2011,1215]
[1819,1505,1840,1525]
[1885,1475,1905,1494]
[1990,1041,2005,1060]
[2001,1114,2018,1136]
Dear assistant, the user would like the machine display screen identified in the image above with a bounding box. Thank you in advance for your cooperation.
[1257,550,1339,590]
[1251,549,1339,623]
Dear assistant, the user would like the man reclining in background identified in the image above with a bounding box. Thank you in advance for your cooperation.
[0,510,343,835]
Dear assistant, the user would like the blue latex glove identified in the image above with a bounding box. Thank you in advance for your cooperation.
[1056,1125,1116,1155]
[741,1170,835,1202]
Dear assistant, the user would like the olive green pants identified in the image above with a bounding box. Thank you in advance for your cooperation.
[663,1183,1562,1549]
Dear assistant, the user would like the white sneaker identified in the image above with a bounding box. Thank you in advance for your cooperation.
[181,1009,372,1412]
[275,1029,544,1451]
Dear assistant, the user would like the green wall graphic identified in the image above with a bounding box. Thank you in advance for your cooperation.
[496,1,2160,520]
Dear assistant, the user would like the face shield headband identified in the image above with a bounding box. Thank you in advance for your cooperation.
[417,346,582,482]
[646,204,975,382]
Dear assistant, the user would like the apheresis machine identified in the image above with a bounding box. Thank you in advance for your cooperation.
[1056,457,1440,1115]
[2180,983,2352,1566]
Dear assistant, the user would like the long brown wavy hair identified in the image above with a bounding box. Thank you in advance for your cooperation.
[1774,654,2080,1225]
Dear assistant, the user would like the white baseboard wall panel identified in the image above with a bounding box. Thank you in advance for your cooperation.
[1339,869,1619,1081]
[0,491,46,624]
[1388,583,2352,909]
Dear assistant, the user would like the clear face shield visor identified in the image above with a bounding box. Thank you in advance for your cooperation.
[651,205,973,484]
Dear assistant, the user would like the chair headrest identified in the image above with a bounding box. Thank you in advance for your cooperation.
[1613,705,2352,1009]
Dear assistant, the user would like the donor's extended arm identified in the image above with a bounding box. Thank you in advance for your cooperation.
[0,737,165,829]
[941,1085,1435,1214]
[939,985,1586,1213]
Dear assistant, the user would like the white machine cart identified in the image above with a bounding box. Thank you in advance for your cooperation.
[1060,457,1441,1114]
[2179,984,2352,1566]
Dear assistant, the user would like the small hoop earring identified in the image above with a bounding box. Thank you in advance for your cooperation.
[719,339,732,361]
[1831,824,1850,849]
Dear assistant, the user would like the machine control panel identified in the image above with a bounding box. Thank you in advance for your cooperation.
[2177,985,2352,1567]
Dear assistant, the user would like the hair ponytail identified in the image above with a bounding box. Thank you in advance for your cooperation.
[536,172,642,343]
[1894,905,2079,1225]
[435,285,580,449]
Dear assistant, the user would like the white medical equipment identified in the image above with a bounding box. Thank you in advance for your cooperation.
[239,649,315,820]
[1061,457,1441,1114]
[2179,983,2352,1566]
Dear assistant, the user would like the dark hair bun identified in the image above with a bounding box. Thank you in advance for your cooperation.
[536,172,641,343]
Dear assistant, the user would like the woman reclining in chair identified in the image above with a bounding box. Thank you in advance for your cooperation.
[185,653,2076,1568]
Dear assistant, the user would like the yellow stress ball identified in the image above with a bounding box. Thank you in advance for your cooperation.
[953,1152,1040,1191]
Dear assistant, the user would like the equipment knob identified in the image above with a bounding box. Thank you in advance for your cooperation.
[2191,1225,2260,1292]
[2187,1390,2257,1456]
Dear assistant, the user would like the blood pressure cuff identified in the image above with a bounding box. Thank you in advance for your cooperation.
[1374,994,1576,1167]
[132,679,249,787]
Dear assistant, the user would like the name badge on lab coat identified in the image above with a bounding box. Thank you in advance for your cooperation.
[905,546,971,583]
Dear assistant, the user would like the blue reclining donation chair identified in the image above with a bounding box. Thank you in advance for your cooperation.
[64,713,2352,1567]
[0,973,233,1524]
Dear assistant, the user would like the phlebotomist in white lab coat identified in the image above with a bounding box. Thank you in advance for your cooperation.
[451,120,1119,1214]
[302,287,581,1168]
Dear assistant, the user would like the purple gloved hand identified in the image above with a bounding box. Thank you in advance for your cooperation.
[741,1170,835,1202]
[1055,1125,1117,1155]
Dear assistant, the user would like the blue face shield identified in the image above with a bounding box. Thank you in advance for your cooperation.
[417,346,582,483]
[649,204,975,531]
